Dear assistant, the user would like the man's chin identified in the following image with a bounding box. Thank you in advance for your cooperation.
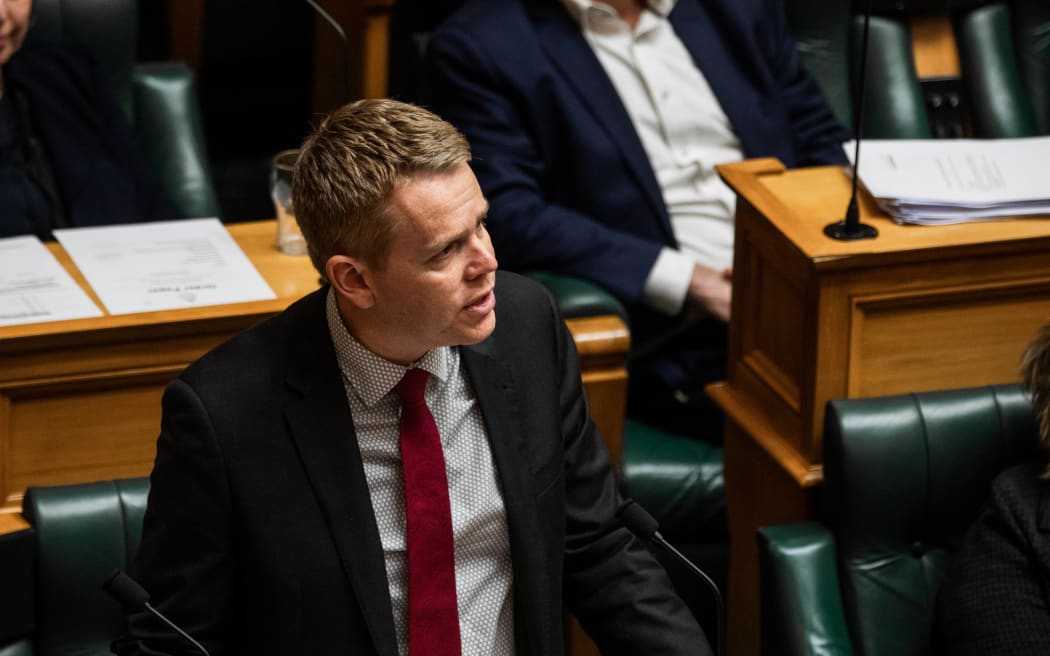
[457,313,496,346]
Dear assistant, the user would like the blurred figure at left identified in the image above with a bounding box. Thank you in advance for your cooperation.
[0,0,176,241]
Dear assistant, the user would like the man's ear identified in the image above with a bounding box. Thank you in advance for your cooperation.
[326,255,375,309]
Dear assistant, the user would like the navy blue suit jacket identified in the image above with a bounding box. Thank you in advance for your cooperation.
[3,41,176,239]
[430,0,850,309]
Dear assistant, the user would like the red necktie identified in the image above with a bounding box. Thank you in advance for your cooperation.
[394,368,461,656]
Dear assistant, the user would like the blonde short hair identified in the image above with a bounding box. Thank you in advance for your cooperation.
[292,98,471,273]
[1020,321,1050,477]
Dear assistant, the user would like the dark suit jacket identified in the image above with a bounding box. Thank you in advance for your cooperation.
[3,41,176,240]
[429,0,850,310]
[117,272,709,655]
[935,460,1050,655]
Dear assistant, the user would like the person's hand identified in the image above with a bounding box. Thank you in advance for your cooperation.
[687,264,732,322]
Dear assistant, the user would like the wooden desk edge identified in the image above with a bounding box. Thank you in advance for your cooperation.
[706,382,823,487]
[0,512,29,534]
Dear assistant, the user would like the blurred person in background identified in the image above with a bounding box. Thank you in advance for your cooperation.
[935,321,1050,655]
[0,0,175,241]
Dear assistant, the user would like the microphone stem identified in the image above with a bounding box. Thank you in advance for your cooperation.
[848,0,873,228]
[305,0,352,105]
[653,533,725,656]
[144,602,211,656]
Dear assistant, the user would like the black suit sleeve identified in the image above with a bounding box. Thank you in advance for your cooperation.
[755,0,850,166]
[112,379,235,656]
[546,290,713,655]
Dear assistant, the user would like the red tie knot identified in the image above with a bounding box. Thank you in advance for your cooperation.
[395,368,429,406]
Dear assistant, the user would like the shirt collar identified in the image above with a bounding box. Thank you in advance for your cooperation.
[560,0,676,27]
[325,288,450,407]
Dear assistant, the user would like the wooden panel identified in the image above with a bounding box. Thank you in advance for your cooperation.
[168,0,205,72]
[0,512,27,534]
[721,412,816,656]
[851,282,1050,397]
[910,14,961,79]
[363,8,392,98]
[5,383,164,510]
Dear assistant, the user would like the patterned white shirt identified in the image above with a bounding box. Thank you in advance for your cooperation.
[325,289,515,656]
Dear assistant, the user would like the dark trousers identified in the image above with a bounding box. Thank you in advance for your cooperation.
[626,311,728,442]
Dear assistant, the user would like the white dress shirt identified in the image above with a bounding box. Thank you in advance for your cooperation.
[326,289,515,656]
[563,0,743,315]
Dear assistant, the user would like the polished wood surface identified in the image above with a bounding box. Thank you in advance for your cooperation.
[910,14,961,79]
[0,220,628,519]
[715,159,1050,656]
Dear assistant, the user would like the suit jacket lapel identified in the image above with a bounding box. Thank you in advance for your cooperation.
[530,0,674,245]
[669,0,766,158]
[461,340,558,655]
[283,291,399,656]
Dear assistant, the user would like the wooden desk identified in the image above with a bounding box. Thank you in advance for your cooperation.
[0,220,628,518]
[713,159,1050,656]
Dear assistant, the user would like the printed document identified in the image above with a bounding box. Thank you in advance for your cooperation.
[0,235,102,326]
[846,137,1050,224]
[54,219,276,315]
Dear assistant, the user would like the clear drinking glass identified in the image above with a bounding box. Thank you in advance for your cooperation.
[271,149,308,255]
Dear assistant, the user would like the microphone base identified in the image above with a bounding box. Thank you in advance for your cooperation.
[824,220,878,241]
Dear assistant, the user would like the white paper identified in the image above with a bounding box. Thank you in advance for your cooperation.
[54,219,276,315]
[0,235,103,326]
[845,137,1050,225]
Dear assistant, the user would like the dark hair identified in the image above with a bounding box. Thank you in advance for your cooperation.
[1020,321,1050,477]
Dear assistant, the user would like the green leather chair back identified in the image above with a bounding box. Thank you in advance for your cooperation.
[757,384,1038,656]
[21,478,150,656]
[26,0,220,219]
[783,0,1050,138]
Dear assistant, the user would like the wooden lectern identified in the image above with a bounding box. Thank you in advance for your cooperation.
[712,158,1050,656]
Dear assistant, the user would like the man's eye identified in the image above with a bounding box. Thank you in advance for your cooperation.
[435,243,456,259]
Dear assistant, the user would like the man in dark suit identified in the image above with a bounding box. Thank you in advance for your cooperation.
[115,99,709,655]
[428,0,850,437]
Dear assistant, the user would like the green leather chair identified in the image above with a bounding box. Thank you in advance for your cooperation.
[756,384,1039,656]
[0,478,149,656]
[784,0,1050,138]
[28,0,220,219]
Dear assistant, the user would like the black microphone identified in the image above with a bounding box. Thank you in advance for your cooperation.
[103,569,211,656]
[617,499,725,656]
[305,0,352,106]
[824,0,878,242]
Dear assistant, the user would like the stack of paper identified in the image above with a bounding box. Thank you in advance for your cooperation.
[846,136,1050,225]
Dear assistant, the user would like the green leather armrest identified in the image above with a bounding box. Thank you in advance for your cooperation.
[526,271,628,322]
[133,62,221,219]
[622,419,724,542]
[756,523,854,656]
[23,478,150,656]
